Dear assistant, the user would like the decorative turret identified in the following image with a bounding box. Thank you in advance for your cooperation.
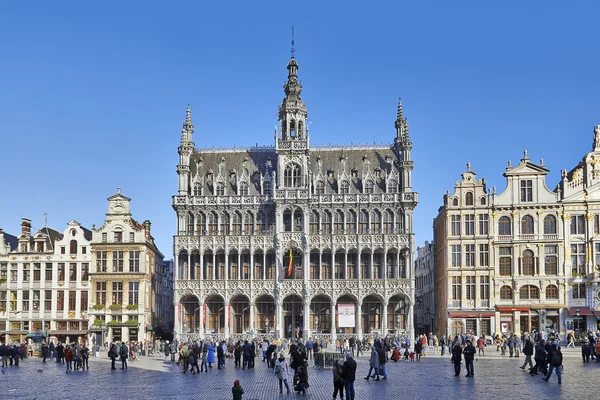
[393,98,413,191]
[177,105,195,195]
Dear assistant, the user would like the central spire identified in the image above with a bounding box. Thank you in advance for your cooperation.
[278,26,308,143]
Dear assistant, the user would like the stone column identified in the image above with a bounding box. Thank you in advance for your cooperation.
[275,299,283,339]
[199,251,204,281]
[249,301,255,335]
[237,252,241,280]
[303,299,310,340]
[187,252,191,280]
[356,300,363,340]
[212,253,216,281]
[199,300,205,337]
[408,299,415,344]
[382,300,388,334]
[330,300,337,343]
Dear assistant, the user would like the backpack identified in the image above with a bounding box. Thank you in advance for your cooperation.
[551,352,561,366]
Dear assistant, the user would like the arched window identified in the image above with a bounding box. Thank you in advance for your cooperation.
[293,209,303,232]
[69,240,77,255]
[340,180,350,194]
[334,210,344,233]
[544,215,557,234]
[480,197,487,205]
[196,212,206,236]
[232,212,242,235]
[498,216,511,235]
[239,182,249,196]
[263,180,272,196]
[284,163,302,188]
[364,180,374,194]
[452,198,459,206]
[358,210,369,234]
[370,210,381,233]
[522,250,535,275]
[193,182,202,196]
[466,192,474,205]
[521,215,534,234]
[208,212,218,235]
[546,284,559,300]
[257,211,266,232]
[383,209,394,233]
[322,210,332,234]
[244,212,254,235]
[283,209,293,232]
[315,180,325,195]
[346,210,356,233]
[216,182,225,196]
[519,285,539,300]
[388,180,398,193]
[500,285,513,300]
[310,210,319,234]
[221,213,230,235]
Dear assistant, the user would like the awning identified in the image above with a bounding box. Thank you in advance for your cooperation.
[449,312,495,318]
[496,307,530,312]
[49,330,88,336]
[593,311,600,319]
[567,307,593,316]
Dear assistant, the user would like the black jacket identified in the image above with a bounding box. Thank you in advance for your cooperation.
[534,343,546,361]
[378,347,386,365]
[341,357,357,382]
[451,344,462,363]
[523,340,534,356]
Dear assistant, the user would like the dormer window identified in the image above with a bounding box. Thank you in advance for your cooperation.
[364,180,374,194]
[315,181,325,195]
[114,231,123,243]
[69,240,77,255]
[239,182,249,196]
[465,192,474,206]
[102,233,107,243]
[216,182,225,196]
[263,181,272,196]
[193,182,202,196]
[340,180,349,194]
[520,180,533,202]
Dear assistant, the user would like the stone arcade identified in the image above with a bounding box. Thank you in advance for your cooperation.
[172,52,418,343]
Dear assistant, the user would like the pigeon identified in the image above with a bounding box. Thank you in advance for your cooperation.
[37,369,43,373]
[1,370,4,374]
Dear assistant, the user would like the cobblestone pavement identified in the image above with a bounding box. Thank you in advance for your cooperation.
[1,348,598,400]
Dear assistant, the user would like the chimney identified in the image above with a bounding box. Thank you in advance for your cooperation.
[143,220,151,241]
[21,218,31,236]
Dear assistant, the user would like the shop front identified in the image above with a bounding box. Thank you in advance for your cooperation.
[567,307,594,333]
[496,307,530,335]
[448,312,495,337]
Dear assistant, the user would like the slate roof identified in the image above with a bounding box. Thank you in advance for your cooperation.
[2,231,18,251]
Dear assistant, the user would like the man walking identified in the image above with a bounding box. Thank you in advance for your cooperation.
[520,337,534,370]
[341,352,357,400]
[306,337,313,360]
[530,339,546,376]
[543,344,563,384]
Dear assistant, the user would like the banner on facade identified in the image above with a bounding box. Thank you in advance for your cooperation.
[338,303,355,328]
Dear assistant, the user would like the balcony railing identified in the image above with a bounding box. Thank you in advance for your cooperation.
[450,300,461,308]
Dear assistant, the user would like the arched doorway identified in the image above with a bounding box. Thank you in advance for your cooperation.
[205,295,225,334]
[230,295,250,334]
[336,294,357,335]
[361,295,383,334]
[283,294,303,338]
[282,248,304,280]
[388,294,409,334]
[180,295,200,333]
[310,295,331,334]
[255,295,275,334]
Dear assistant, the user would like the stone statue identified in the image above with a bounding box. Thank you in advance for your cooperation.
[595,125,600,149]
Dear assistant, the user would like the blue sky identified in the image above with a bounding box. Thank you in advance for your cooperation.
[1,1,600,255]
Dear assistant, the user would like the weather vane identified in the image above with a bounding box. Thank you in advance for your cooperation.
[291,25,295,58]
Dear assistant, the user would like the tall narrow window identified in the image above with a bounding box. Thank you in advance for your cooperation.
[263,180,272,196]
[284,163,302,187]
[129,251,140,272]
[370,210,381,233]
[479,244,489,266]
[499,247,512,276]
[96,251,107,272]
[479,214,489,235]
[545,245,558,275]
[58,263,65,281]
[340,180,350,194]
[96,282,107,305]
[358,210,368,234]
[82,263,89,281]
[80,291,88,311]
[522,250,535,276]
[221,213,230,235]
[500,285,512,300]
[465,276,475,300]
[69,263,77,281]
[573,283,586,299]
[520,180,533,202]
[232,212,242,235]
[112,281,123,304]
[465,244,475,267]
[322,210,332,234]
[364,180,374,194]
[129,282,139,305]
[69,240,78,254]
[451,245,462,267]
[113,231,123,243]
[239,182,249,196]
[451,215,461,236]
[346,210,357,233]
[315,181,325,195]
[382,209,393,233]
[208,212,218,235]
[216,182,225,196]
[33,263,41,282]
[310,210,319,234]
[480,276,490,301]
[45,263,52,281]
[112,251,124,272]
[68,291,76,311]
[334,210,344,234]
[465,214,475,235]
[193,182,202,196]
[571,244,585,275]
[451,276,461,301]
[44,290,52,311]
[57,291,64,311]
[387,179,398,193]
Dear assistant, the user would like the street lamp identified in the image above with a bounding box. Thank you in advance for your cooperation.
[478,313,482,338]
[575,308,580,333]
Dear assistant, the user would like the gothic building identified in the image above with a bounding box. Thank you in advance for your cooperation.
[173,53,418,343]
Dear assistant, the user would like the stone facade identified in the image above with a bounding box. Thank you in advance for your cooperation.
[88,190,169,344]
[414,241,434,335]
[0,219,92,347]
[435,128,600,339]
[172,53,418,343]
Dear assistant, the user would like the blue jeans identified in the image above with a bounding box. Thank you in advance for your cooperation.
[380,364,387,378]
[545,365,562,383]
[344,380,355,400]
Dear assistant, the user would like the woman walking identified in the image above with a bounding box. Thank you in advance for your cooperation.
[364,345,380,381]
[275,353,291,394]
[332,359,344,399]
